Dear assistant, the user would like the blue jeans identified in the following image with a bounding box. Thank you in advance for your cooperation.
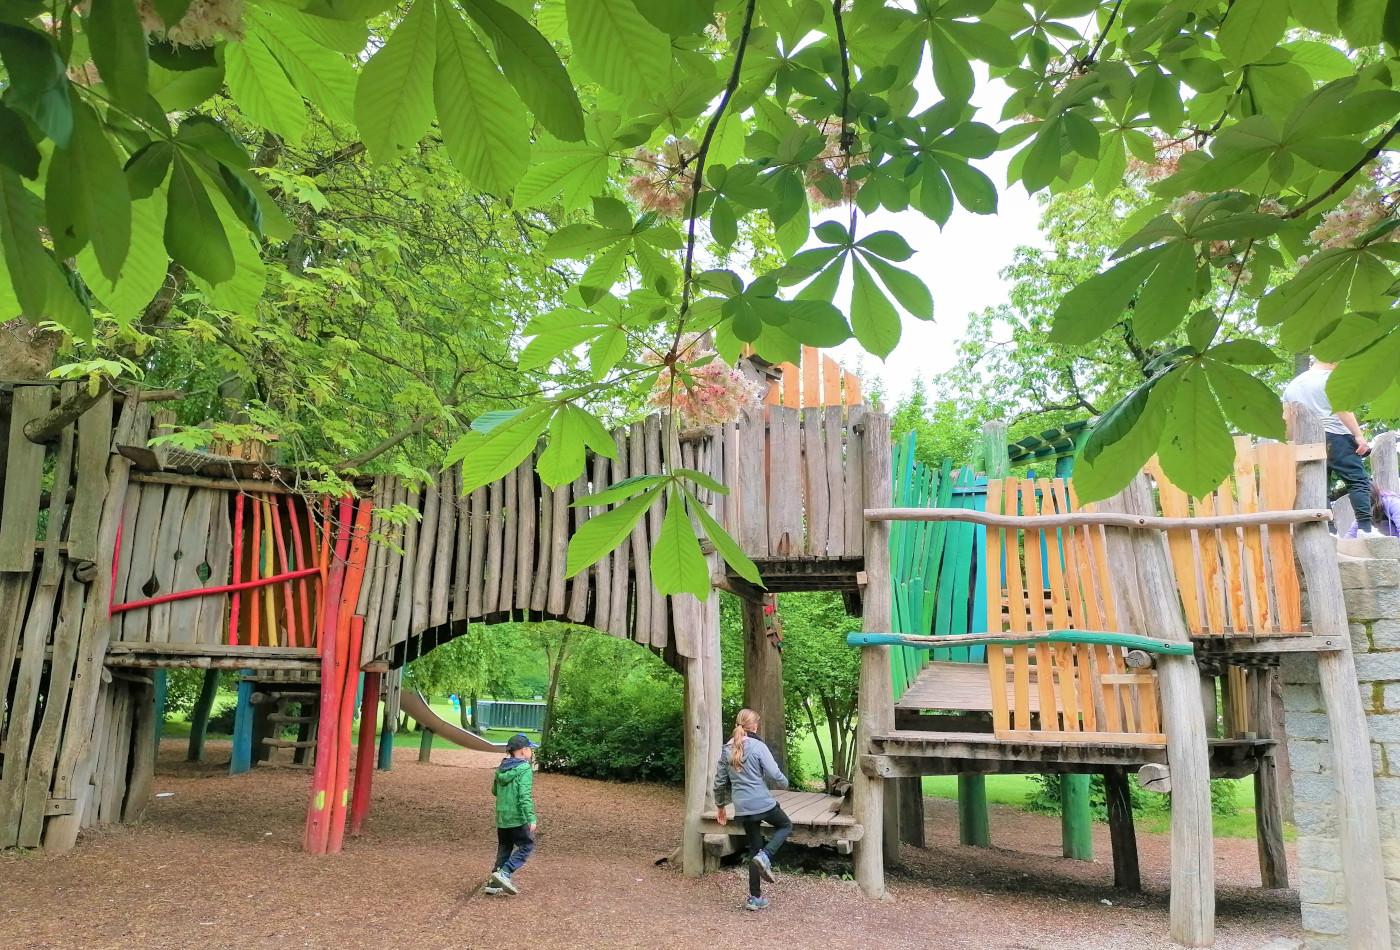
[494,824,534,874]
[1327,432,1372,530]
[741,804,791,897]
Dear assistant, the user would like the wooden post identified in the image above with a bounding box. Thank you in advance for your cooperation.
[681,631,706,876]
[417,724,433,763]
[853,412,893,898]
[186,669,220,762]
[1105,476,1214,947]
[349,671,381,835]
[378,668,400,770]
[741,596,785,774]
[898,776,925,848]
[1286,404,1388,944]
[1060,775,1093,861]
[1104,767,1141,892]
[230,672,254,774]
[1252,666,1289,889]
[123,681,158,824]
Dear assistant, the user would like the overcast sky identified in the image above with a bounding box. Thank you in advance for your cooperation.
[822,71,1048,403]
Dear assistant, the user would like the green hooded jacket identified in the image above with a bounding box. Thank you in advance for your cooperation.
[492,757,536,828]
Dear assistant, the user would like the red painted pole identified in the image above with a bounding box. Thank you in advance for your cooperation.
[349,669,382,836]
[250,496,263,647]
[304,496,353,855]
[110,567,321,614]
[229,494,244,645]
[327,617,363,854]
[327,501,374,852]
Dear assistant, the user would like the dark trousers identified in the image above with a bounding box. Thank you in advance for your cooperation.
[1327,432,1373,530]
[494,824,534,875]
[741,804,791,897]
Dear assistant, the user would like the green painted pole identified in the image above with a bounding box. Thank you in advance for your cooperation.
[152,670,168,753]
[187,669,221,762]
[1061,775,1094,860]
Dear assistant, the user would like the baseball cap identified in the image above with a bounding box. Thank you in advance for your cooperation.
[507,733,539,753]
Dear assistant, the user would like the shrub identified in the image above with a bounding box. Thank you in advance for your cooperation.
[536,633,685,784]
[1027,774,1240,819]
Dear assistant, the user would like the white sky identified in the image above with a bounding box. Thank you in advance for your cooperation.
[823,70,1047,403]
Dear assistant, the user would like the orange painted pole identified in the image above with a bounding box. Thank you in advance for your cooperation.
[285,496,314,650]
[349,669,382,836]
[260,498,278,646]
[267,496,299,646]
[304,496,353,855]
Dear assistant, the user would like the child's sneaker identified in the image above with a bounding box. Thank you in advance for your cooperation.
[744,896,770,911]
[490,869,519,895]
[751,849,776,883]
[483,885,504,896]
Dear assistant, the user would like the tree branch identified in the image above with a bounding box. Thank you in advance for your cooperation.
[1285,118,1400,221]
[334,415,432,472]
[1076,0,1124,69]
[677,0,760,322]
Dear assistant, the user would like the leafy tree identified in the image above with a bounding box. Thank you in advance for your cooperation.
[776,591,860,782]
[4,0,1400,594]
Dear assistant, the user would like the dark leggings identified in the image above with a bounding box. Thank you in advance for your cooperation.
[1327,432,1373,530]
[741,804,791,897]
[494,824,534,875]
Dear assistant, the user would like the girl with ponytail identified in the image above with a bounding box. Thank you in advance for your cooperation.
[713,708,790,911]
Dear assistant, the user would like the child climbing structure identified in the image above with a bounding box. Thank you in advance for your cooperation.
[0,348,872,867]
[849,404,1388,947]
[3,364,1391,947]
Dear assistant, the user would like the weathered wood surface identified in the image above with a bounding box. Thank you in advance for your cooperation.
[853,412,893,898]
[514,455,535,615]
[498,466,516,614]
[38,386,77,587]
[431,468,454,628]
[768,408,802,556]
[736,405,767,556]
[451,470,471,624]
[66,390,113,564]
[607,432,631,639]
[0,386,51,572]
[532,476,554,614]
[803,408,829,556]
[411,479,439,634]
[1285,403,1388,946]
[1103,477,1214,947]
[627,424,652,645]
[467,484,488,621]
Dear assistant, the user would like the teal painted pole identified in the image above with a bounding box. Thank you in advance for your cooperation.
[1061,775,1094,860]
[377,704,395,770]
[152,670,168,752]
[958,775,990,846]
[187,669,221,762]
[229,672,254,774]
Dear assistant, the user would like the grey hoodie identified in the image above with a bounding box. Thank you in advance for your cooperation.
[713,733,788,817]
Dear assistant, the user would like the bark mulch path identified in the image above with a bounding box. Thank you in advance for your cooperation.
[0,741,1303,950]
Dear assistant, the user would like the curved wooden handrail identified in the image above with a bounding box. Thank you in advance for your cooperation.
[863,507,1332,530]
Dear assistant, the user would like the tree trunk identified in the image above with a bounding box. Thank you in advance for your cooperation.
[541,631,571,746]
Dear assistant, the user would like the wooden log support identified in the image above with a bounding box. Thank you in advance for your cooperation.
[566,472,591,624]
[644,416,667,644]
[853,412,893,898]
[411,479,439,634]
[1105,767,1142,892]
[123,681,158,824]
[1286,404,1388,944]
[627,424,652,644]
[1251,667,1289,889]
[484,476,504,614]
[590,453,611,634]
[467,483,488,621]
[531,476,553,614]
[1104,476,1214,947]
[417,725,434,763]
[0,386,51,572]
[499,467,517,614]
[607,433,631,639]
[547,472,569,617]
[737,405,767,556]
[431,468,454,628]
[349,670,381,835]
[741,596,785,774]
[38,384,76,588]
[67,389,112,564]
[1060,775,1093,861]
[514,456,535,615]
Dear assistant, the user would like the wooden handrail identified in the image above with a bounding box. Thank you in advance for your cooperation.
[863,506,1332,530]
[847,630,1195,656]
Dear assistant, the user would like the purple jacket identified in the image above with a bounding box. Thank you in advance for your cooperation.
[1346,490,1400,537]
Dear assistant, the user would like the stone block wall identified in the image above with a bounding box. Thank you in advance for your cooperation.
[1281,535,1400,948]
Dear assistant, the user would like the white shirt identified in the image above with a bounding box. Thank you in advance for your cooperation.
[1282,368,1351,436]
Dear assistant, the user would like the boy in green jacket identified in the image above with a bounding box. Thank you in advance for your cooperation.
[486,733,538,896]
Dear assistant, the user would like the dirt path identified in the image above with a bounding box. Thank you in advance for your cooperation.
[0,741,1302,950]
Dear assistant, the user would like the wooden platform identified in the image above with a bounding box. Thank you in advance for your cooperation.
[699,789,862,847]
[864,730,1272,778]
[104,643,321,671]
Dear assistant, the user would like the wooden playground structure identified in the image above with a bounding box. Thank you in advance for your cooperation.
[0,350,1392,946]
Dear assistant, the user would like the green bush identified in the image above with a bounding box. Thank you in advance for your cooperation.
[537,634,685,784]
[1027,774,1239,819]
[161,669,209,719]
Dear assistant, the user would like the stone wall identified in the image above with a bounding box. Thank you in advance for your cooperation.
[1282,534,1400,948]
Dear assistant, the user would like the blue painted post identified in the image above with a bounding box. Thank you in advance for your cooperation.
[152,670,168,752]
[377,704,394,770]
[230,672,254,775]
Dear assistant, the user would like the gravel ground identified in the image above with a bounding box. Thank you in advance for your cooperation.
[0,741,1303,950]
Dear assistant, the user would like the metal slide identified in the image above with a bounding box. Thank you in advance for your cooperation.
[397,691,508,753]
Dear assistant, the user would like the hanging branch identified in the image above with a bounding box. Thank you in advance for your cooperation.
[677,0,760,323]
[1075,0,1124,70]
[1285,118,1400,221]
[832,0,856,234]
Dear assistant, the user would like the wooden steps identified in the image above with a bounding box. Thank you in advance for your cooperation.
[698,789,862,848]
